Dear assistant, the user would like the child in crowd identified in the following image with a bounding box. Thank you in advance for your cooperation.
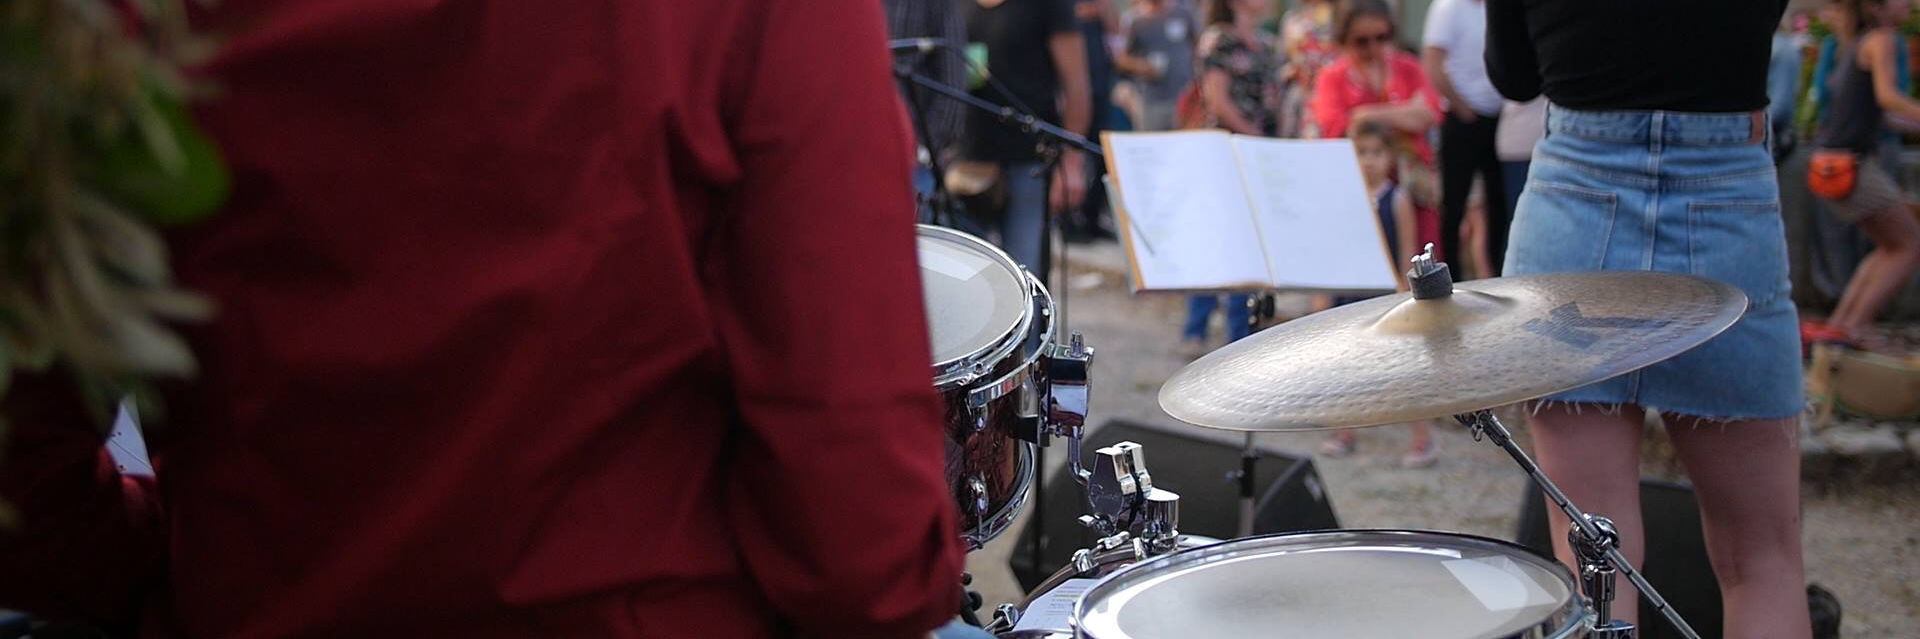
[1320,122,1439,468]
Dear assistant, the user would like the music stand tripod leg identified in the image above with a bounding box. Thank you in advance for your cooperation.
[1454,410,1699,639]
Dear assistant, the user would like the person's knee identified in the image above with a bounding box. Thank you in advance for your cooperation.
[1877,208,1920,256]
[1704,509,1802,587]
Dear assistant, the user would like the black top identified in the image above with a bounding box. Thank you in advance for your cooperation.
[966,0,1077,162]
[885,0,967,156]
[1816,41,1885,154]
[1485,0,1788,112]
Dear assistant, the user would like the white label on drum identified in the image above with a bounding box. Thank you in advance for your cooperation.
[1442,556,1559,613]
[920,245,992,282]
[1012,578,1100,633]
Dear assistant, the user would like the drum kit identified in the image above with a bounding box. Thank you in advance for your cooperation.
[918,225,1747,639]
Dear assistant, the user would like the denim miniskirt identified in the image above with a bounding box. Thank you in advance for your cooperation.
[1502,106,1804,420]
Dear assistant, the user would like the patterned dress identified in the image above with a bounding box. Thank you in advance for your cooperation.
[1278,2,1338,138]
[1199,24,1282,136]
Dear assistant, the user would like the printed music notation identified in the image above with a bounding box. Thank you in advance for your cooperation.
[1102,131,1397,294]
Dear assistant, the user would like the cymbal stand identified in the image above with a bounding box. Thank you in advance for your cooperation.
[1235,432,1257,537]
[1454,410,1697,639]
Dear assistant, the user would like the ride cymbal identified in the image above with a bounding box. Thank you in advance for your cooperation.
[1159,272,1746,431]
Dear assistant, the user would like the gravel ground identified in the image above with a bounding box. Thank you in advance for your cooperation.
[962,240,1919,637]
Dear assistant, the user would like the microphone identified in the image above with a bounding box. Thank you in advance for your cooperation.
[888,37,950,54]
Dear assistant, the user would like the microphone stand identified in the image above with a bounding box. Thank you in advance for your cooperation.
[890,65,1103,157]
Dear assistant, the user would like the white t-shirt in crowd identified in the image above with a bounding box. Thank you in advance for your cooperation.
[1496,98,1547,162]
[1421,0,1503,117]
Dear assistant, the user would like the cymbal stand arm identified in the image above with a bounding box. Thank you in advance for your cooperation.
[1236,432,1257,537]
[1454,410,1697,639]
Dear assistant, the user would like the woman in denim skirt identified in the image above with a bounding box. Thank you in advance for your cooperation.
[1487,1,1811,636]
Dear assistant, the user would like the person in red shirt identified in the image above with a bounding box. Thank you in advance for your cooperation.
[1308,0,1444,164]
[0,1,965,637]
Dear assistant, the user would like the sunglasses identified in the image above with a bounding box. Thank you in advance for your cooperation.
[1348,32,1393,47]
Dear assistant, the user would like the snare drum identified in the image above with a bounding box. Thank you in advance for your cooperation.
[1069,530,1590,639]
[918,225,1055,549]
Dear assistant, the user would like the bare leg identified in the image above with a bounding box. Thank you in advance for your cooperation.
[1829,204,1920,335]
[1528,403,1644,626]
[1830,249,1891,330]
[1666,416,1811,639]
[1409,420,1431,451]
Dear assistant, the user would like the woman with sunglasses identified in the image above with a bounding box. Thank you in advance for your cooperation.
[1489,0,1810,636]
[1308,0,1442,167]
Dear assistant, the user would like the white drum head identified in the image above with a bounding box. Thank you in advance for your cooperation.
[1077,530,1584,639]
[917,226,1030,373]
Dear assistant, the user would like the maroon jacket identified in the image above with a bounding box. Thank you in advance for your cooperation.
[0,0,963,636]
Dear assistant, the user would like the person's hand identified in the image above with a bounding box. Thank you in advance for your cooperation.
[1451,104,1478,124]
[1345,108,1376,137]
[1050,150,1088,212]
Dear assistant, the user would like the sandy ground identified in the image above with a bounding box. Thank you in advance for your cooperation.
[961,240,1920,637]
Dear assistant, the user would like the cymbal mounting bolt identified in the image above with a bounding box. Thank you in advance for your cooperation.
[1407,243,1455,300]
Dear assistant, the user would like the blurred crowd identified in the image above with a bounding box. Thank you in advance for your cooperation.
[890,0,1920,361]
[888,0,1541,271]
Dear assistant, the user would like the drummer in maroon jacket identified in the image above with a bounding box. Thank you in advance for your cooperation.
[0,1,963,636]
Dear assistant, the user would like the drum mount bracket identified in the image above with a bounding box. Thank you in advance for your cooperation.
[1572,515,1636,639]
[1075,441,1184,555]
[1027,332,1092,449]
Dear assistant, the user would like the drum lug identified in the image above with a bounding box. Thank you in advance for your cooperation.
[968,475,991,527]
[1070,547,1097,575]
[1140,488,1182,553]
[989,604,1021,633]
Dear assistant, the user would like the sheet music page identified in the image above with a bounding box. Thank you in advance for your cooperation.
[106,396,154,478]
[1011,578,1099,633]
[1102,131,1270,292]
[1229,137,1398,291]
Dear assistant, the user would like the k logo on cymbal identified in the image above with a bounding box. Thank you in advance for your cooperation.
[1522,302,1675,349]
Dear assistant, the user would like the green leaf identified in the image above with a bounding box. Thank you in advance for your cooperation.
[108,313,196,377]
[127,90,185,175]
[87,91,229,227]
[70,186,171,286]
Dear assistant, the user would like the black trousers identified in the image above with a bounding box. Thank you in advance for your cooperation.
[1439,111,1508,278]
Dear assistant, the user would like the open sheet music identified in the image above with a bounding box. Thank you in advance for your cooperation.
[1101,130,1399,293]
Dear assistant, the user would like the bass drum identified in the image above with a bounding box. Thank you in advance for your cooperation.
[1071,530,1591,639]
[918,225,1051,549]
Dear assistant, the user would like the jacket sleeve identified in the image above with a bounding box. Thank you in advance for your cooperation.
[707,0,964,636]
[0,375,166,628]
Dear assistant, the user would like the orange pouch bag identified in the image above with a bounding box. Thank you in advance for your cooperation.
[1809,151,1858,200]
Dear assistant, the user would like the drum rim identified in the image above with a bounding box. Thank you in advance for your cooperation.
[1016,534,1227,610]
[918,225,1039,389]
[1071,528,1592,639]
[962,439,1036,549]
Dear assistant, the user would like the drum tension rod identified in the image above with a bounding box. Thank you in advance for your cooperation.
[1454,409,1699,639]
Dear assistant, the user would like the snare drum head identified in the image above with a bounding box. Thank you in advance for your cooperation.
[1077,530,1583,639]
[917,226,1030,374]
